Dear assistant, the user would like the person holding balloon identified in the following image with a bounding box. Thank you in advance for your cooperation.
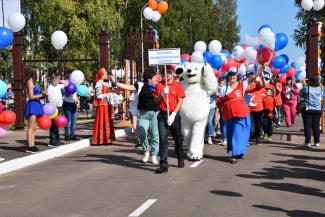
[63,81,79,141]
[92,68,116,145]
[24,67,46,153]
[46,73,68,147]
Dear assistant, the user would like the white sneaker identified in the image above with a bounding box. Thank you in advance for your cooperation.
[152,156,158,165]
[305,143,311,148]
[0,157,5,162]
[263,135,268,140]
[267,137,272,141]
[142,151,150,163]
[208,137,213,145]
[315,143,320,147]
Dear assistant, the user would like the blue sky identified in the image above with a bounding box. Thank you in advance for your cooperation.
[237,0,305,63]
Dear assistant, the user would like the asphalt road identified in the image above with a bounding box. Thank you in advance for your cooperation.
[0,135,325,217]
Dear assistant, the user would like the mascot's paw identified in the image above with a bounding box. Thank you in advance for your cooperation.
[189,155,202,161]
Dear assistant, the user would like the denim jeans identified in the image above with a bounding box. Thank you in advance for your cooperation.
[138,110,159,156]
[219,113,227,141]
[50,107,62,142]
[302,109,321,144]
[63,102,77,138]
[157,111,183,168]
[206,108,216,137]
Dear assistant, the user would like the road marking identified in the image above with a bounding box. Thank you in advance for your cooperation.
[128,199,157,217]
[0,185,15,189]
[190,160,203,168]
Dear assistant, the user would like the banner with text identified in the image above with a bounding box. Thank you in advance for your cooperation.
[148,48,181,66]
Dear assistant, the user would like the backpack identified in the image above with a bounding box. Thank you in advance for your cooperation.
[128,82,144,116]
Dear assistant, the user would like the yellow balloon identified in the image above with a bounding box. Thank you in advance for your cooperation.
[49,109,58,119]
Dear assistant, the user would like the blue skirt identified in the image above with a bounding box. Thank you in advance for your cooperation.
[226,114,251,156]
[24,100,44,117]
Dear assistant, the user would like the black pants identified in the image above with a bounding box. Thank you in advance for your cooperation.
[50,107,63,143]
[262,115,273,137]
[157,111,183,169]
[302,109,321,144]
[252,110,263,142]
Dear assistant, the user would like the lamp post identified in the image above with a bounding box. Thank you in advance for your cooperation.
[141,3,148,73]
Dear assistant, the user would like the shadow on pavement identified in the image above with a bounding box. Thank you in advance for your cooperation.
[210,190,242,197]
[204,154,231,164]
[0,145,26,153]
[253,205,325,217]
[252,182,325,198]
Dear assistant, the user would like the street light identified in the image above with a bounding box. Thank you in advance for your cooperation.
[140,3,148,73]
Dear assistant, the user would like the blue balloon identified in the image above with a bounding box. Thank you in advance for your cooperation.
[221,49,231,58]
[258,44,265,50]
[279,64,290,74]
[280,54,289,64]
[0,27,14,49]
[77,85,89,97]
[0,80,7,98]
[203,51,212,63]
[274,33,288,51]
[291,62,298,68]
[181,58,187,64]
[258,25,272,33]
[210,55,223,69]
[272,56,287,69]
[295,71,302,80]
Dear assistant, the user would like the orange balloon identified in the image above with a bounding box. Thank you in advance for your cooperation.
[0,110,16,125]
[148,0,158,10]
[158,1,168,14]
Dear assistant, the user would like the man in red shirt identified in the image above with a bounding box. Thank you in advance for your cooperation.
[154,67,186,173]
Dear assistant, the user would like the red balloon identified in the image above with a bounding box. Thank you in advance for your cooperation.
[181,54,191,61]
[278,74,287,84]
[0,110,16,125]
[37,115,52,130]
[286,67,296,78]
[257,47,275,65]
[222,58,238,72]
[213,68,222,78]
[271,68,280,75]
[54,115,68,128]
[238,56,246,64]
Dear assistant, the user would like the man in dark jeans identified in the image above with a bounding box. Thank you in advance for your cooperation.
[154,67,185,173]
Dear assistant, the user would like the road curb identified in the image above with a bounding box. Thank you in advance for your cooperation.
[0,127,132,176]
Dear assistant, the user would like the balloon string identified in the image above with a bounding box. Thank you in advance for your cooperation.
[1,0,4,27]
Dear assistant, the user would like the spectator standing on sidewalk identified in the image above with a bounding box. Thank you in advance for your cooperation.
[24,67,46,153]
[63,86,79,141]
[300,77,322,147]
[154,67,185,173]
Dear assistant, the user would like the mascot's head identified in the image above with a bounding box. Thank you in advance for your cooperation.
[175,62,205,84]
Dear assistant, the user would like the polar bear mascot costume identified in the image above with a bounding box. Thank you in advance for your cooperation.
[175,62,218,160]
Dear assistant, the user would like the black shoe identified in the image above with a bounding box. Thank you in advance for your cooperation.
[155,167,168,174]
[64,136,70,141]
[57,140,64,145]
[178,160,185,168]
[70,135,78,141]
[230,158,237,164]
[26,146,40,153]
[48,140,60,147]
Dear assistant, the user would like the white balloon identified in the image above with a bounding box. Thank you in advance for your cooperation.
[295,83,303,90]
[258,28,275,49]
[314,0,325,10]
[232,45,244,61]
[244,47,257,61]
[194,41,207,53]
[218,53,227,63]
[298,70,306,80]
[208,40,222,55]
[51,31,68,50]
[151,11,161,22]
[301,0,313,11]
[70,70,85,85]
[191,51,204,63]
[238,64,246,76]
[7,12,25,32]
[143,7,153,20]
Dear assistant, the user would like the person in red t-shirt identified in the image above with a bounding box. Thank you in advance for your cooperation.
[272,75,283,129]
[262,88,276,141]
[153,67,186,173]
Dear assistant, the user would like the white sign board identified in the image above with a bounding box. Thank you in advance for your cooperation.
[0,0,21,27]
[148,48,181,66]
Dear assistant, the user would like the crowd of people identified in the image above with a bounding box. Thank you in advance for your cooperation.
[19,64,324,171]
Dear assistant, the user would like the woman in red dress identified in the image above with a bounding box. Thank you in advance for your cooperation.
[92,68,116,145]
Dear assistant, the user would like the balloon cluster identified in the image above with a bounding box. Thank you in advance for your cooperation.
[143,0,169,22]
[0,12,26,49]
[184,24,307,84]
[0,103,17,138]
[301,0,325,11]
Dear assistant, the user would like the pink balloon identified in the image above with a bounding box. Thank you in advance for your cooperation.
[0,123,8,138]
[54,115,68,128]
